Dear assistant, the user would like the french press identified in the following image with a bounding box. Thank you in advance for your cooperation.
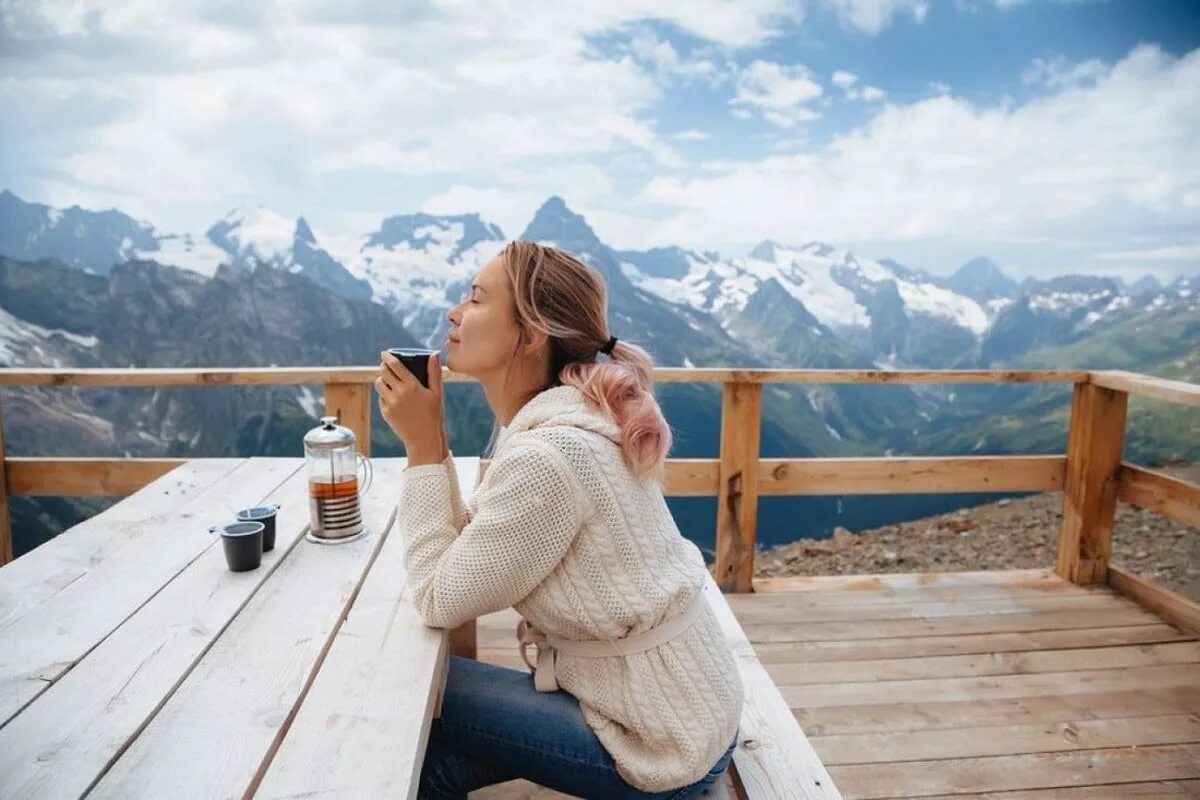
[303,416,373,544]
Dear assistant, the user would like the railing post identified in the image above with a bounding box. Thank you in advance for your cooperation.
[0,395,12,565]
[324,383,371,457]
[715,380,762,593]
[1056,382,1128,583]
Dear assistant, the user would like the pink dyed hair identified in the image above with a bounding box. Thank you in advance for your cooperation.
[500,241,672,480]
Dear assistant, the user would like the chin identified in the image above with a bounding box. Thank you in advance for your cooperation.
[444,352,469,377]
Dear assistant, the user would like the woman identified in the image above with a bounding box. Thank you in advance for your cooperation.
[375,241,744,799]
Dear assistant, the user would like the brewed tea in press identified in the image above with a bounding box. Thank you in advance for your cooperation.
[303,416,373,544]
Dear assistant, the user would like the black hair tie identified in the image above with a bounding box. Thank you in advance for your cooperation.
[599,336,618,356]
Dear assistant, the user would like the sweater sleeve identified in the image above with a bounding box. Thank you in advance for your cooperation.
[442,452,471,531]
[398,441,583,629]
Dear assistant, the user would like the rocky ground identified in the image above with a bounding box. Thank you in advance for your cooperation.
[756,464,1200,601]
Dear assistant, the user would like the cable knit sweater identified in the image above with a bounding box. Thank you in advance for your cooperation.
[398,385,744,792]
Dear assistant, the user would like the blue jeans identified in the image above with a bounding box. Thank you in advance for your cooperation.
[420,656,736,799]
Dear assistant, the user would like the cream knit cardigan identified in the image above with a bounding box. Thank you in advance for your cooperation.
[398,384,744,791]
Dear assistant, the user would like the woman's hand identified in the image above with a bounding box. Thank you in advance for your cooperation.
[376,351,448,467]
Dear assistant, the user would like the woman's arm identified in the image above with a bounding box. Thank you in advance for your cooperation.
[398,440,583,629]
[441,452,471,532]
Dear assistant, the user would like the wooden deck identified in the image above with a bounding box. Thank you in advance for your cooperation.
[472,568,1200,800]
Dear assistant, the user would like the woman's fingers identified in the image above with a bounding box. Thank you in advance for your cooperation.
[380,352,413,386]
[427,353,443,395]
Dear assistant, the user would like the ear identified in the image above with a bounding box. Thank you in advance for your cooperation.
[522,327,550,355]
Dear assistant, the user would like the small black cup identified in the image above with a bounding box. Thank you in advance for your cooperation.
[209,521,264,572]
[387,347,437,388]
[236,504,281,551]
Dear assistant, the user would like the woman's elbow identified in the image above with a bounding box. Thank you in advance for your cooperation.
[411,580,469,629]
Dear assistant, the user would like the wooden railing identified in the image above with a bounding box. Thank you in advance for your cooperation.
[1,368,1197,612]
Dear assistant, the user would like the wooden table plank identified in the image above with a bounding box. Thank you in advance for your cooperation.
[829,743,1200,799]
[796,687,1200,737]
[85,459,405,799]
[0,466,312,800]
[254,458,480,800]
[812,714,1200,765]
[768,642,1200,685]
[783,664,1200,709]
[0,459,242,630]
[748,625,1192,663]
[0,458,300,726]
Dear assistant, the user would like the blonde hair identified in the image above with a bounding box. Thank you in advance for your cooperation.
[500,240,671,479]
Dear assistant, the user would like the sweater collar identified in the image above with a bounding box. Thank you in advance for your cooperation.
[495,384,621,452]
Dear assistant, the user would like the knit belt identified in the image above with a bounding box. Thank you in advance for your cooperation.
[516,591,705,693]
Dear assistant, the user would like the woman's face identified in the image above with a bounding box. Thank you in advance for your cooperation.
[444,255,522,379]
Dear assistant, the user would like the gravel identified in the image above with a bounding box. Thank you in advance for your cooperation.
[756,466,1199,601]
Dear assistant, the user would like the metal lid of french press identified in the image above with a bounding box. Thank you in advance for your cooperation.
[304,415,356,449]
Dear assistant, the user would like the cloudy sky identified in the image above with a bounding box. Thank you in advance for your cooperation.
[2,0,1198,280]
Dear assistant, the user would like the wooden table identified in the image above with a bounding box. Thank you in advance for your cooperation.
[0,455,479,799]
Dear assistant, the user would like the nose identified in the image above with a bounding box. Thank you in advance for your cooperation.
[447,304,461,326]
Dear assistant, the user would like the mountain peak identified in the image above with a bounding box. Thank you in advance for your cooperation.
[1129,274,1162,295]
[802,241,837,257]
[520,196,601,249]
[363,211,504,256]
[206,206,295,263]
[749,240,783,261]
[948,256,1018,303]
[294,216,316,245]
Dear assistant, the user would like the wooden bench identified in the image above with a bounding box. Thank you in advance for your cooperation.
[702,576,842,800]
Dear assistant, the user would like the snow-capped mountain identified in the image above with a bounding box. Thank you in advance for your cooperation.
[207,208,372,302]
[1,187,1194,373]
[946,257,1020,303]
[619,240,991,367]
[0,189,215,275]
[330,213,506,346]
[1128,275,1163,296]
[980,274,1199,364]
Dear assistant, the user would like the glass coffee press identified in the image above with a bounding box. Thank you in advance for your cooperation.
[303,416,373,544]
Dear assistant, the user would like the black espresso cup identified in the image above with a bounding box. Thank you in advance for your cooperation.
[208,521,264,572]
[387,347,437,388]
[236,504,281,552]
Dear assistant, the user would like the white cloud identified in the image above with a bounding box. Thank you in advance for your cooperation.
[823,0,930,34]
[928,81,953,95]
[832,70,859,89]
[732,60,824,127]
[833,71,886,102]
[673,129,711,141]
[636,45,1200,262]
[1096,245,1200,262]
[1022,54,1107,88]
[1,0,800,232]
[625,31,728,85]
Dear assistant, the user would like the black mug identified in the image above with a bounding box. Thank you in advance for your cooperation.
[387,347,437,389]
[236,504,281,552]
[208,521,264,572]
